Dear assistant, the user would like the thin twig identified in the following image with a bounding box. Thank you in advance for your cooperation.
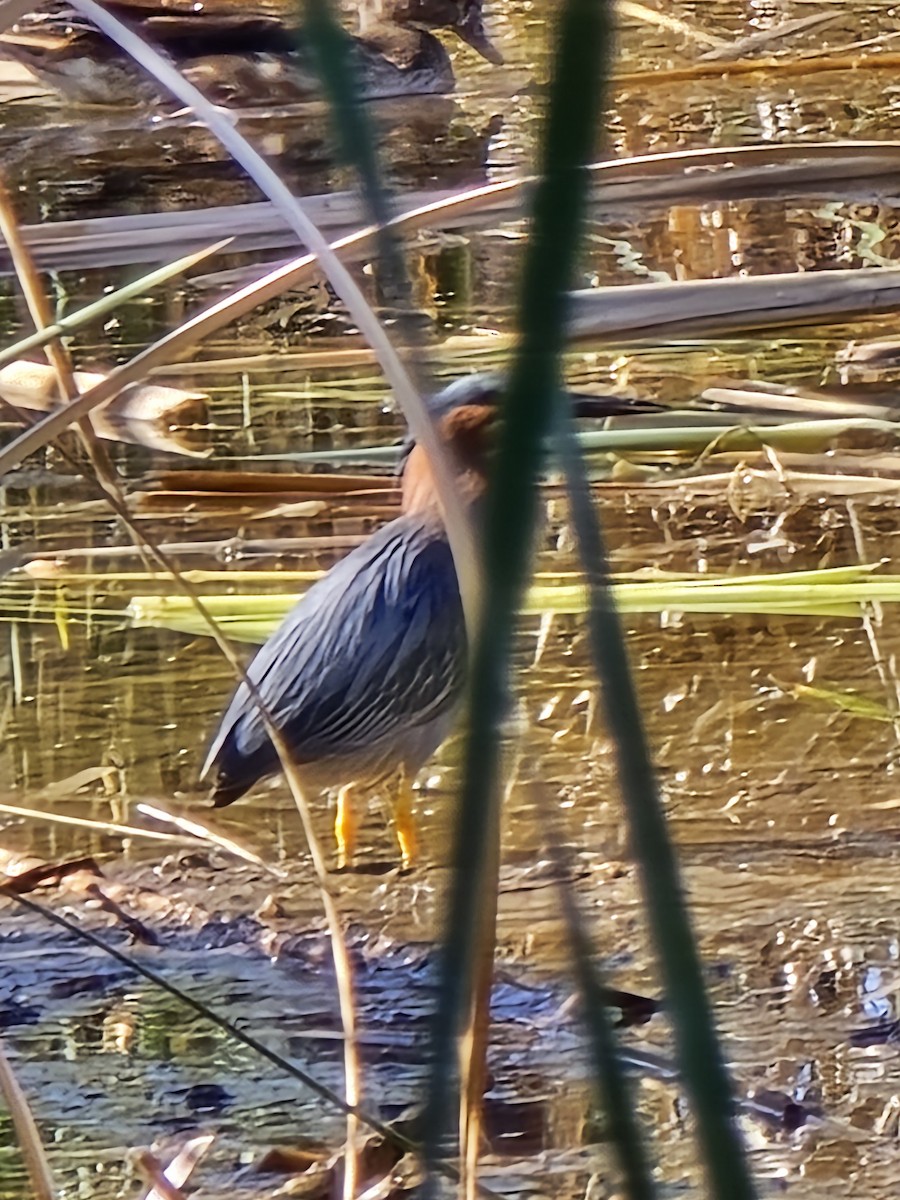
[0,802,206,846]
[136,803,275,870]
[0,1038,55,1200]
[617,0,725,49]
[67,0,480,647]
[0,173,364,1192]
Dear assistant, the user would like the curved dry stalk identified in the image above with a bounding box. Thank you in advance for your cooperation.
[0,177,365,1194]
[0,189,512,472]
[0,1038,55,1200]
[0,239,230,372]
[67,0,480,654]
[9,135,900,476]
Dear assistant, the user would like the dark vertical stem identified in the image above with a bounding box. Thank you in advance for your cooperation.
[423,0,613,1182]
[555,406,757,1200]
[303,0,407,303]
[551,838,656,1200]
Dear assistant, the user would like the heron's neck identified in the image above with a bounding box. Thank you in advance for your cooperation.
[401,445,443,519]
[401,443,484,522]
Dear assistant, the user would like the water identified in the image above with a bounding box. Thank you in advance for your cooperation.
[3,1,900,1196]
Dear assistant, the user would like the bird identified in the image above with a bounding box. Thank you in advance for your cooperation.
[202,373,660,868]
[202,376,497,870]
[0,0,501,108]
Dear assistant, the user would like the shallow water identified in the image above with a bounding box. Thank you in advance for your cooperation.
[4,1,900,1197]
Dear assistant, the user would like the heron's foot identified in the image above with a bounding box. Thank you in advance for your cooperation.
[392,786,417,871]
[335,784,359,870]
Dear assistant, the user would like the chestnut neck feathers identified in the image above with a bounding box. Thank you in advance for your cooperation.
[401,403,494,520]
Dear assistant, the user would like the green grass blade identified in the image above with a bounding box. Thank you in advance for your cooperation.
[553,403,757,1200]
[236,415,900,468]
[576,418,900,454]
[121,565,900,641]
[303,0,395,252]
[0,240,230,374]
[421,0,616,1185]
[553,845,656,1199]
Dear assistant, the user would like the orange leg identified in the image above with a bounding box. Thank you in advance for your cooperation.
[391,779,417,870]
[335,783,359,869]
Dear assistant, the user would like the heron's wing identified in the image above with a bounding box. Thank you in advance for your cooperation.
[203,515,465,785]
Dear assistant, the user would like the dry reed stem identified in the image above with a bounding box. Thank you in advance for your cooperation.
[811,29,900,58]
[15,141,900,274]
[0,802,205,846]
[617,0,725,49]
[67,0,480,671]
[141,1135,215,1200]
[133,1150,186,1200]
[699,11,840,62]
[136,803,275,870]
[458,765,515,1200]
[0,175,364,1195]
[8,171,900,482]
[5,138,900,469]
[0,176,145,556]
[612,48,900,87]
[0,1039,55,1200]
[567,268,900,340]
[0,241,228,372]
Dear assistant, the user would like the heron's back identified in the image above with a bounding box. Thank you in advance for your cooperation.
[204,512,465,804]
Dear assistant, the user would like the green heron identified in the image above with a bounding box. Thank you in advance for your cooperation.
[0,0,501,107]
[203,373,655,865]
[202,374,498,868]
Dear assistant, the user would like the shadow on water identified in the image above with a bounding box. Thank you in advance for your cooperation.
[4,0,900,1196]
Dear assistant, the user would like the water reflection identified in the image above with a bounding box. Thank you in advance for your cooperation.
[5,0,900,1196]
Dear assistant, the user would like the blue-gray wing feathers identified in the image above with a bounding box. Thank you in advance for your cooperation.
[204,513,465,801]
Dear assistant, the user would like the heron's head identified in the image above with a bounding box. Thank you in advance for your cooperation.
[400,373,499,516]
[395,368,659,516]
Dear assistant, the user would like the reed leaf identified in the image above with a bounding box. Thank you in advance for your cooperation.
[554,400,756,1198]
[421,0,616,1187]
[123,564,893,642]
[0,240,229,373]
